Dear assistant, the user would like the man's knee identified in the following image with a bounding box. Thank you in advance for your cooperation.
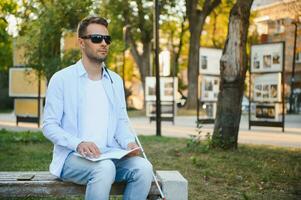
[90,159,116,184]
[134,157,153,179]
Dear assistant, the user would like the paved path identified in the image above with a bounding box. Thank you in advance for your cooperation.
[0,112,300,148]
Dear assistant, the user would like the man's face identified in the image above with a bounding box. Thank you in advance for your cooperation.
[79,23,110,63]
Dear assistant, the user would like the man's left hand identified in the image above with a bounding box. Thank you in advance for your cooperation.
[127,142,140,157]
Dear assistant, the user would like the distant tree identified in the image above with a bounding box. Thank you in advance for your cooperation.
[185,0,221,109]
[100,0,179,103]
[20,0,93,81]
[0,0,17,110]
[0,0,17,72]
[201,0,235,48]
[212,0,253,149]
[160,4,187,78]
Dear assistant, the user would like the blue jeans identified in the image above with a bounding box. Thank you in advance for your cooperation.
[60,153,153,200]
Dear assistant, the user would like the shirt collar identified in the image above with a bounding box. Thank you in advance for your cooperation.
[76,59,109,79]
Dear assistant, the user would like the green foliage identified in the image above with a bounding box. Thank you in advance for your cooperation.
[0,0,17,110]
[211,128,238,150]
[0,0,17,71]
[186,122,212,153]
[99,0,180,80]
[61,49,81,68]
[201,0,235,48]
[0,21,13,71]
[20,0,93,80]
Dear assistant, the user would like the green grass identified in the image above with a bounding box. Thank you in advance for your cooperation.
[127,109,146,117]
[0,129,300,199]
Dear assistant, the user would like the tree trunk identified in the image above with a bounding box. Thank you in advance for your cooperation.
[140,42,152,90]
[212,0,253,149]
[122,0,152,108]
[185,0,221,109]
[185,24,202,109]
[173,16,187,76]
[126,30,151,93]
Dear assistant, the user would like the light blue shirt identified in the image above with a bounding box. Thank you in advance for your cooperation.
[42,60,135,177]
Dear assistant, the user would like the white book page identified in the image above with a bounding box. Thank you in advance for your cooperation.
[74,147,141,162]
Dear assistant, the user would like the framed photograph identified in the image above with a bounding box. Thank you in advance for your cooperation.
[253,53,260,69]
[251,43,284,73]
[199,47,222,75]
[204,80,213,91]
[201,102,217,118]
[272,52,280,64]
[253,73,281,102]
[270,84,278,98]
[145,77,178,101]
[160,77,178,101]
[145,77,156,101]
[263,55,272,68]
[146,102,174,117]
[9,68,47,97]
[200,75,220,101]
[251,103,282,121]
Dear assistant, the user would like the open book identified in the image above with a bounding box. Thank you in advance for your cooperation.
[74,147,141,162]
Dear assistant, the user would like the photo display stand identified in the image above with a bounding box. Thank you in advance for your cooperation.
[9,67,46,127]
[145,76,178,124]
[249,42,285,132]
[197,74,220,124]
[197,48,222,124]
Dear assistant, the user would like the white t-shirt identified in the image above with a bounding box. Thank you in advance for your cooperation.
[81,78,110,149]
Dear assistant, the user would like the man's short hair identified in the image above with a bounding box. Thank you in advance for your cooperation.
[77,16,108,37]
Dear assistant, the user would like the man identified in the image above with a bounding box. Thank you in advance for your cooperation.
[42,16,153,200]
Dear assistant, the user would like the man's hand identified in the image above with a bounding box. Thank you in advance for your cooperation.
[127,142,140,157]
[77,141,100,158]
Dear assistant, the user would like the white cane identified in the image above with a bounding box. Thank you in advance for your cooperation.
[127,119,166,200]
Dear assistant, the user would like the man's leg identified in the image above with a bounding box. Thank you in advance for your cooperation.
[61,153,116,200]
[114,156,153,200]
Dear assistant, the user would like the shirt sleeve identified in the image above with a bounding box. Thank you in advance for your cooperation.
[42,73,82,151]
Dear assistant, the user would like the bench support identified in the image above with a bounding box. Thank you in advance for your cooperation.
[157,171,188,200]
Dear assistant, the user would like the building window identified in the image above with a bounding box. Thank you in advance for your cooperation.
[256,22,268,35]
[274,19,285,34]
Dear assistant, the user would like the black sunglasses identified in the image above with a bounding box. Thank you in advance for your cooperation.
[80,34,112,44]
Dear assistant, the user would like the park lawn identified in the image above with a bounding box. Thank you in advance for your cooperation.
[0,129,300,200]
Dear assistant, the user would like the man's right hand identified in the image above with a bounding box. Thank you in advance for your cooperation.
[76,141,100,158]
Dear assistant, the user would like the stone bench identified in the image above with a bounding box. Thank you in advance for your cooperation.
[0,171,188,200]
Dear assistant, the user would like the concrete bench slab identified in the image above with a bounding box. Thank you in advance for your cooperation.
[0,171,188,200]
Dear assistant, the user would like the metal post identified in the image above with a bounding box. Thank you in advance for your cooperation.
[249,67,251,130]
[289,21,298,113]
[154,0,161,136]
[37,72,41,128]
[282,42,286,132]
[196,74,199,126]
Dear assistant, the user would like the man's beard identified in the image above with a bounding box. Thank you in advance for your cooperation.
[86,50,107,63]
